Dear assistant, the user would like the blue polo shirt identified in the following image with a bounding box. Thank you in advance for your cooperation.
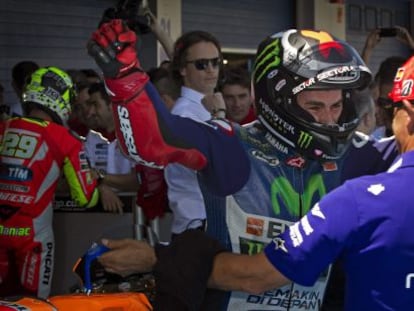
[265,151,414,311]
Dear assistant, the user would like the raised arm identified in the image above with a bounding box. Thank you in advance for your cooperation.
[87,19,249,196]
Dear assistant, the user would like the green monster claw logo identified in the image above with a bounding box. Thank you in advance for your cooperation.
[253,38,281,83]
[240,237,266,255]
[298,131,312,148]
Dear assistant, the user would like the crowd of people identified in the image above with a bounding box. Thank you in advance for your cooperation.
[1,9,414,311]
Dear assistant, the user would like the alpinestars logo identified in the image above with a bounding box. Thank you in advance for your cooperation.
[297,131,312,148]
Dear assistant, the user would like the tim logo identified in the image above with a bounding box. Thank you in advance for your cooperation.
[406,273,414,289]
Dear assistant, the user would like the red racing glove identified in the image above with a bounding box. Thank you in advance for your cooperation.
[88,19,149,104]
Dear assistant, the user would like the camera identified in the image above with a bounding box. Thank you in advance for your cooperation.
[379,28,397,37]
[100,0,151,34]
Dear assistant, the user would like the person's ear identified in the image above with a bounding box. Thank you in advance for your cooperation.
[402,100,414,133]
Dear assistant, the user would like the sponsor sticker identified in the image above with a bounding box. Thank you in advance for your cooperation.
[246,217,265,236]
[285,156,306,169]
[297,131,312,149]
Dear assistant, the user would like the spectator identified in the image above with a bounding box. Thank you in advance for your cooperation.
[0,67,99,298]
[165,30,223,236]
[361,26,413,139]
[80,68,102,84]
[361,26,414,65]
[10,60,39,116]
[371,56,406,139]
[352,88,376,136]
[84,82,139,214]
[219,66,256,124]
[88,23,397,310]
[0,83,9,121]
[66,69,95,136]
[147,67,180,110]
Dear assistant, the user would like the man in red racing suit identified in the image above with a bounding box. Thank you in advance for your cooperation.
[0,66,99,298]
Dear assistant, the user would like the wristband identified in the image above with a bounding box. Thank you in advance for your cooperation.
[211,108,227,118]
[95,169,106,185]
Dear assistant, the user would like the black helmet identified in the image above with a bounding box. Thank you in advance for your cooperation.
[253,29,372,160]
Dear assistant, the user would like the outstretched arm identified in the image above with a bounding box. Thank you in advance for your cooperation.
[88,19,250,196]
[98,233,290,297]
[208,252,290,294]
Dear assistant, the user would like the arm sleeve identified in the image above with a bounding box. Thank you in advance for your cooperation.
[264,183,359,286]
[63,134,99,208]
[108,72,250,196]
[342,134,398,181]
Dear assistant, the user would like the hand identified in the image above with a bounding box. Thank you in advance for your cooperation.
[361,29,381,64]
[395,25,414,49]
[98,238,156,277]
[98,184,124,214]
[145,9,162,35]
[88,19,139,78]
[202,92,227,118]
[144,8,174,59]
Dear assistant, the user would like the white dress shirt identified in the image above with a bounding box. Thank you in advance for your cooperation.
[165,86,211,234]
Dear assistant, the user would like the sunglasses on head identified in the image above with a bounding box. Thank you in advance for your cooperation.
[186,57,221,70]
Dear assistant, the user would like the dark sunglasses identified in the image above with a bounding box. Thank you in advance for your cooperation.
[186,57,221,70]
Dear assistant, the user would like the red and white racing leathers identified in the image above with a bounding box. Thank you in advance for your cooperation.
[0,117,99,298]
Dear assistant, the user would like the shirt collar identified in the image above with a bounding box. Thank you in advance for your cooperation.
[181,86,205,103]
[388,150,414,173]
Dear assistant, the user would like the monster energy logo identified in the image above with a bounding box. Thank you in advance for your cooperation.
[240,237,266,255]
[253,38,281,83]
[298,131,312,148]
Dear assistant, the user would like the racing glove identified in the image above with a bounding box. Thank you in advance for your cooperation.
[88,19,149,104]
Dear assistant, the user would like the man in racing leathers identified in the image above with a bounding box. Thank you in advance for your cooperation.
[0,67,99,298]
[88,21,397,310]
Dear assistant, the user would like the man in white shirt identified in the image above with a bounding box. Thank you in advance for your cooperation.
[84,82,139,214]
[166,31,222,235]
